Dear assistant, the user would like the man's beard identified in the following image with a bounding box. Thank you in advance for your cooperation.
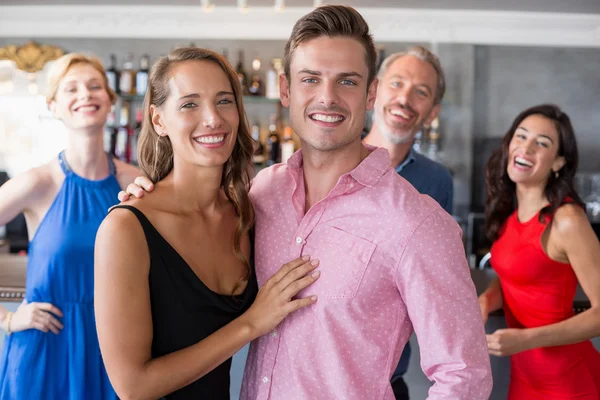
[373,110,416,145]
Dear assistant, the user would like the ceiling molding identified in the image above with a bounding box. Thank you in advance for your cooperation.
[0,5,599,47]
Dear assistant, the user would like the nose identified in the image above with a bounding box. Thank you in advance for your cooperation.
[77,85,91,100]
[394,85,411,106]
[202,103,224,129]
[317,80,340,108]
[524,138,536,154]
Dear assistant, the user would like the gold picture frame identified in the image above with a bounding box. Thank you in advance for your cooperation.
[0,41,64,73]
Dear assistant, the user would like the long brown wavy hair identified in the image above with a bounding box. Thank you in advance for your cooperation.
[137,47,255,286]
[485,104,584,242]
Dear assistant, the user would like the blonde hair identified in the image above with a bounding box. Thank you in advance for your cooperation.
[137,47,255,288]
[46,52,117,105]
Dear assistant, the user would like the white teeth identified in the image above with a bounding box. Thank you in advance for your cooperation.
[515,156,533,167]
[195,135,225,144]
[311,114,344,123]
[78,106,98,112]
[390,109,410,119]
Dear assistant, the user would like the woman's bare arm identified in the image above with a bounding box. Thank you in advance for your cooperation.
[95,208,319,400]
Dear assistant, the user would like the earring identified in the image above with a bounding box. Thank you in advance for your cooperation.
[554,171,559,178]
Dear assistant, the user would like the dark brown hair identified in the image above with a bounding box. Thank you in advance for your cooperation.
[485,104,584,241]
[283,5,377,89]
[137,47,255,286]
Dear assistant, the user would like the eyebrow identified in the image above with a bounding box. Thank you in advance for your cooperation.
[516,126,555,143]
[298,69,363,80]
[63,77,101,85]
[177,91,234,101]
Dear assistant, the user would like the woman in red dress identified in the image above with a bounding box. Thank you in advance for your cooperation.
[479,104,600,399]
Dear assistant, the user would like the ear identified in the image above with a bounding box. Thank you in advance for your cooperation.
[366,77,378,111]
[150,104,166,137]
[552,156,566,174]
[279,73,290,108]
[48,100,57,117]
[424,104,441,126]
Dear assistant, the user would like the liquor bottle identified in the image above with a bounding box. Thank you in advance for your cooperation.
[248,56,264,96]
[105,54,119,95]
[251,121,266,166]
[412,129,423,154]
[104,107,118,155]
[266,114,281,166]
[424,117,443,164]
[280,126,295,164]
[118,53,136,96]
[235,50,248,95]
[266,58,283,99]
[129,108,143,165]
[115,104,131,162]
[135,54,150,96]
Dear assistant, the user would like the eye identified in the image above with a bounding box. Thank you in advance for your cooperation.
[90,85,102,90]
[302,78,318,84]
[515,133,526,140]
[390,81,401,88]
[339,79,356,86]
[537,141,550,148]
[217,98,234,105]
[65,87,76,93]
[416,89,428,97]
[181,102,197,109]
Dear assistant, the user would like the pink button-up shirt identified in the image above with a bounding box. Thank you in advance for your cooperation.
[241,146,492,400]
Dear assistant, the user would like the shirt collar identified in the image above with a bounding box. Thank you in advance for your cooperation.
[286,144,391,188]
[395,147,417,173]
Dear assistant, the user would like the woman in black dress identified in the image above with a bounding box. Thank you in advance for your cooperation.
[94,47,320,399]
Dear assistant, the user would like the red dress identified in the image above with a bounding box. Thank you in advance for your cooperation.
[491,207,600,399]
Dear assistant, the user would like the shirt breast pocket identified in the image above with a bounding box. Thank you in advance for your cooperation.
[300,226,376,299]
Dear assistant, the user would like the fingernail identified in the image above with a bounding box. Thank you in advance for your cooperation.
[311,296,318,302]
[311,259,319,266]
[301,255,310,261]
[311,270,320,278]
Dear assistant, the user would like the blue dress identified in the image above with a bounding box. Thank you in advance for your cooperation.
[0,151,120,399]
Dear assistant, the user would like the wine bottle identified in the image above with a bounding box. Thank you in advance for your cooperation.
[248,56,264,96]
[135,54,150,96]
[235,50,248,95]
[251,121,266,166]
[266,114,281,166]
[266,58,283,99]
[119,53,136,96]
[106,54,119,95]
[280,126,295,164]
[115,104,131,162]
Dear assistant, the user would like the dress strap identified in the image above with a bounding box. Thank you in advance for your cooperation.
[57,151,117,176]
[57,150,71,175]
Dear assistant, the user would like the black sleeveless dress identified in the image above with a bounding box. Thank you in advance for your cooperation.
[110,205,258,400]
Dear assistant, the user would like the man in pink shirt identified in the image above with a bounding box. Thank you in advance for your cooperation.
[240,5,492,399]
[120,5,492,399]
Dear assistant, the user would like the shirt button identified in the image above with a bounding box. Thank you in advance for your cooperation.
[295,236,302,244]
[350,182,354,188]
[271,330,278,337]
[262,376,269,383]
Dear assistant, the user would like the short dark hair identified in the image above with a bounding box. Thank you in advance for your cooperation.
[283,5,377,88]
